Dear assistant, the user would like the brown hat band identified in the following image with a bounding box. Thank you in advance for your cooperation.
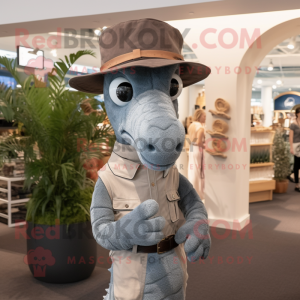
[100,49,184,71]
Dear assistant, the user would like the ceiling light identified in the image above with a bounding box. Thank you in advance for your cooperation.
[268,60,274,71]
[94,28,101,36]
[276,80,282,85]
[257,79,262,84]
[94,26,108,36]
[289,88,292,91]
[287,38,295,50]
[252,88,255,91]
[272,85,277,89]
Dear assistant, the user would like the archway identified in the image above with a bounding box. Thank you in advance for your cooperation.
[237,17,300,123]
[237,17,300,207]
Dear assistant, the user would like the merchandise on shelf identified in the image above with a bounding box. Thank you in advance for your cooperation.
[215,98,230,112]
[212,119,229,133]
[250,149,270,164]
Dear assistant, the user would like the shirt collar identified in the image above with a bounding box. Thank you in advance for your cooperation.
[112,141,141,163]
[106,141,170,179]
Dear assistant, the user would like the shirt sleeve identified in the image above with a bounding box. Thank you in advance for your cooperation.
[290,123,296,131]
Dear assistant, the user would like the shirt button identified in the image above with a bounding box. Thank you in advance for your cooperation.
[172,194,176,199]
[125,204,129,208]
[151,182,155,187]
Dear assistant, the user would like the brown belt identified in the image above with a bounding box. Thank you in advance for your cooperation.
[137,235,178,254]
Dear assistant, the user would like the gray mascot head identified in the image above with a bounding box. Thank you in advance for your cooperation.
[70,18,210,171]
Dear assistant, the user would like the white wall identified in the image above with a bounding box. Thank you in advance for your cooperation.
[177,85,189,177]
[261,86,273,127]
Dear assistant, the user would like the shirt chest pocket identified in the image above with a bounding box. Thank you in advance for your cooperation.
[112,198,141,221]
[166,190,180,223]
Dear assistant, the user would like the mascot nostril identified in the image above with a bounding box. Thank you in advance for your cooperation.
[147,144,155,152]
[69,18,211,300]
[176,142,183,152]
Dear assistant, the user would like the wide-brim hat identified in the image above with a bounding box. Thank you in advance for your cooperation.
[69,18,211,94]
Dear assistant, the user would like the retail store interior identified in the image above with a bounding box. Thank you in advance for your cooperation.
[1,2,300,300]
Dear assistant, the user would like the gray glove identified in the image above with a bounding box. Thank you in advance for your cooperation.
[93,197,165,250]
[174,173,211,262]
[175,219,211,262]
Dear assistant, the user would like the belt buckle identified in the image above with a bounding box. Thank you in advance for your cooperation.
[157,234,175,254]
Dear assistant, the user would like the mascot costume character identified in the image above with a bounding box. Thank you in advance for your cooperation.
[69,18,211,300]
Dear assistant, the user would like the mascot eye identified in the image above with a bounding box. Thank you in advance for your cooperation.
[109,77,133,106]
[170,74,183,101]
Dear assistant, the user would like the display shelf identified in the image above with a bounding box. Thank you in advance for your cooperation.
[249,179,276,203]
[249,179,275,191]
[0,175,26,181]
[250,162,274,168]
[0,212,8,219]
[250,143,273,146]
[251,128,273,133]
[249,129,275,202]
[250,130,274,144]
[249,166,273,181]
[0,176,28,227]
[249,190,274,203]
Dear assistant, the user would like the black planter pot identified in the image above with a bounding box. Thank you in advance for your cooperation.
[26,221,97,283]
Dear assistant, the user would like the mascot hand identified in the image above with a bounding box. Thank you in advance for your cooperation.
[175,219,211,262]
[124,199,165,247]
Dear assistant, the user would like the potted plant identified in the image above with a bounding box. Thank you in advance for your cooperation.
[272,129,290,193]
[0,52,115,283]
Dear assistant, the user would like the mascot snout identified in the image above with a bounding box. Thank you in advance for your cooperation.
[123,90,185,170]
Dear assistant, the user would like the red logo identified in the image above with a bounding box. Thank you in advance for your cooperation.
[24,56,55,78]
[24,247,55,277]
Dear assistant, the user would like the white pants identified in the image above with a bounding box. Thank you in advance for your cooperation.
[188,144,205,200]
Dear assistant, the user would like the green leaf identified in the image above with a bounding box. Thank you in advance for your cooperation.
[47,184,55,199]
[54,169,59,182]
[61,164,68,186]
[31,197,45,224]
[75,203,90,217]
[41,184,55,217]
[273,129,291,180]
[55,196,62,220]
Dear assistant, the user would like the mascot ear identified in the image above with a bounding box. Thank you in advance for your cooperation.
[171,67,181,118]
[172,98,179,119]
[170,74,183,101]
